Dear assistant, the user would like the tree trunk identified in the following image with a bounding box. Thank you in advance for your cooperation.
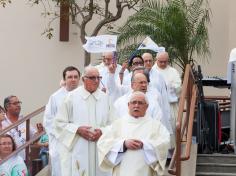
[84,51,91,66]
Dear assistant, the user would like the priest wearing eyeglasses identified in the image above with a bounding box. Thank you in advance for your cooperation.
[97,91,170,176]
[54,66,112,176]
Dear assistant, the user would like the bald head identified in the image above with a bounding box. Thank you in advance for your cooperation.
[82,66,101,93]
[156,51,169,69]
[142,53,154,71]
[131,73,148,93]
[102,52,114,66]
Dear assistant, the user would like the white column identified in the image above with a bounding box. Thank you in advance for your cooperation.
[230,61,236,153]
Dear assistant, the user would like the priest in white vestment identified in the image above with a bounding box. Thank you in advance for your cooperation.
[107,58,171,126]
[54,66,112,176]
[43,66,80,176]
[142,52,170,120]
[121,55,144,86]
[95,52,128,102]
[113,73,172,134]
[155,51,182,147]
[149,57,171,126]
[98,91,170,176]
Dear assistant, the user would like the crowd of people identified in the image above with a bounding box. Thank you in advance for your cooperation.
[0,51,182,176]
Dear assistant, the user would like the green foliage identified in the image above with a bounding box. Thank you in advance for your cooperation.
[118,0,211,72]
[41,27,54,39]
[0,0,11,7]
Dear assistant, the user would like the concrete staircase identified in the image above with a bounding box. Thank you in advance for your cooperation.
[196,153,236,176]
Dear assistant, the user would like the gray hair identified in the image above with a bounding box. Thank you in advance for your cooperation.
[82,66,99,77]
[128,91,149,104]
[156,51,169,60]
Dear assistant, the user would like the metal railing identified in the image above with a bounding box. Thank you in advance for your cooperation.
[0,106,45,165]
[168,64,198,175]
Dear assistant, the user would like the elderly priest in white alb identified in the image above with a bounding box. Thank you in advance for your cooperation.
[54,66,112,176]
[97,91,170,176]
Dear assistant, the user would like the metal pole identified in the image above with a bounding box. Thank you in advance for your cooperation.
[230,61,236,153]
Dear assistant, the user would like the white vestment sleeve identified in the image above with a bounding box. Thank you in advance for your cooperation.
[54,95,79,150]
[107,73,130,96]
[43,96,57,135]
[105,140,125,165]
[142,140,159,165]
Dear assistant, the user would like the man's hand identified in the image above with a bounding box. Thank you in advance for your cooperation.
[124,139,143,150]
[92,129,102,141]
[108,63,116,74]
[121,60,128,72]
[77,126,94,141]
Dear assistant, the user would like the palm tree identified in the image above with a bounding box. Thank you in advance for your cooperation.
[117,0,211,73]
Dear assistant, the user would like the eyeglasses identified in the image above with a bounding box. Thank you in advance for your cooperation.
[0,142,12,146]
[144,60,153,63]
[129,100,146,105]
[84,76,102,81]
[8,101,22,105]
[158,60,168,64]
[132,62,144,66]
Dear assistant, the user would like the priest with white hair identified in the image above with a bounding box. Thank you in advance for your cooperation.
[54,66,112,176]
[97,91,170,176]
[154,51,182,148]
[95,51,128,102]
[113,72,172,134]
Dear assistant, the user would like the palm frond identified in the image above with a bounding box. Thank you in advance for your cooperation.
[117,0,211,73]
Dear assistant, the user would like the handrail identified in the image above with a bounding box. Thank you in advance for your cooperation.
[0,106,45,136]
[0,131,45,165]
[0,106,45,165]
[168,64,198,175]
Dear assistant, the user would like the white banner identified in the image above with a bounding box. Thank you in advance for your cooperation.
[82,35,117,53]
[137,36,165,53]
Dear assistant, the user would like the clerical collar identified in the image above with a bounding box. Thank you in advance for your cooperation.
[126,114,149,123]
[81,87,101,100]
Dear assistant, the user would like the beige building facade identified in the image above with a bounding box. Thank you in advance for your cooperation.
[0,0,235,115]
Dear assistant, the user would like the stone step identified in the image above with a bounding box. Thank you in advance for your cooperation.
[196,163,236,173]
[197,153,236,164]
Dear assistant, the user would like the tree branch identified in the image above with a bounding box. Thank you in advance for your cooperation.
[72,1,85,19]
[104,0,110,18]
[80,0,94,42]
[91,0,139,36]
